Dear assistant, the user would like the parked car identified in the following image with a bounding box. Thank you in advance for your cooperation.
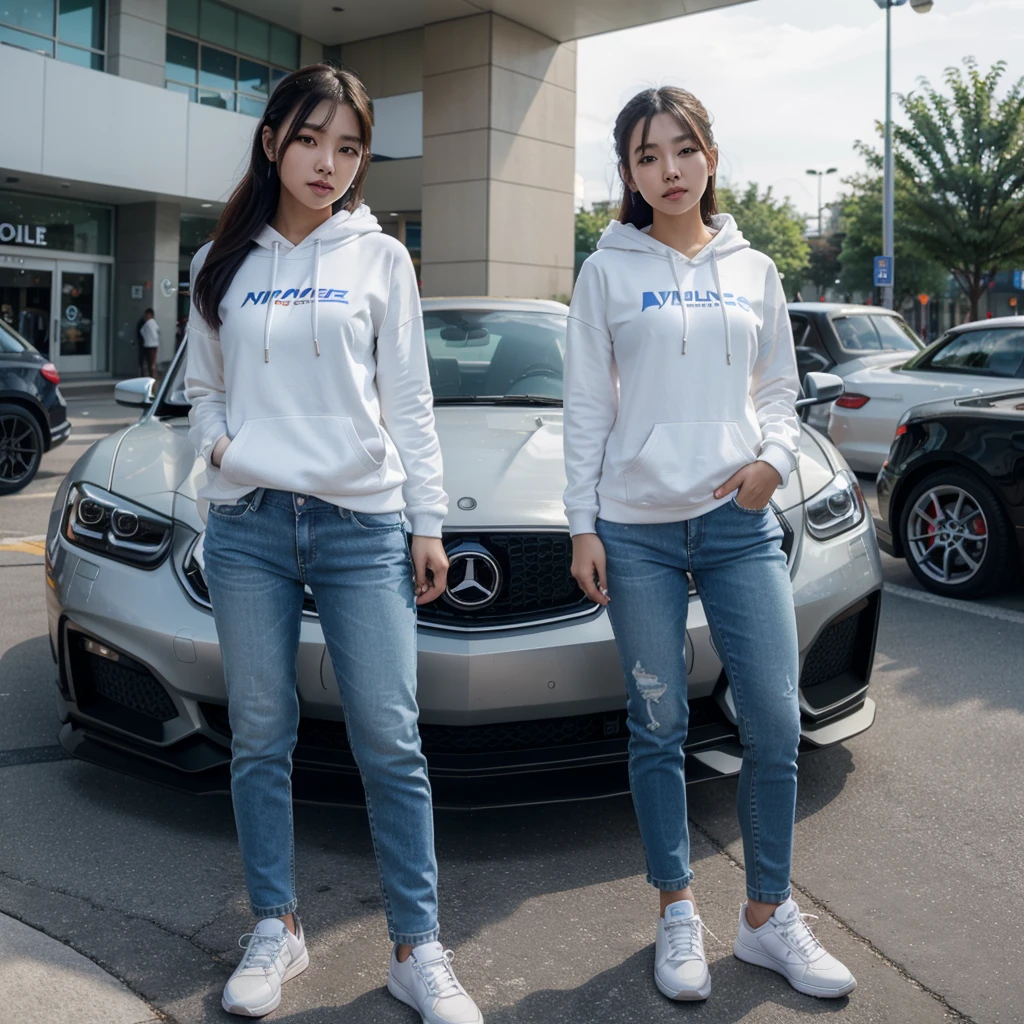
[44,299,882,809]
[875,388,1024,599]
[787,303,923,431]
[0,318,70,495]
[829,317,1024,474]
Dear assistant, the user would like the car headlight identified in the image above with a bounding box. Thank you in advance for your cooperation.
[805,470,866,540]
[62,482,174,569]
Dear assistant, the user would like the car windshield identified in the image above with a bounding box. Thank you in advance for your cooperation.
[832,314,921,353]
[904,326,1024,378]
[163,309,568,415]
[425,310,566,404]
[0,317,37,354]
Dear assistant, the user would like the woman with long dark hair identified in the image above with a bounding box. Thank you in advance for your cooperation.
[563,87,856,1002]
[185,64,482,1023]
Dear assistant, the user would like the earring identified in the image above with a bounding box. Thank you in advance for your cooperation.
[267,162,275,179]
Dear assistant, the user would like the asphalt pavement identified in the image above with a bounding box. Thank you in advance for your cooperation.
[1,400,1021,1023]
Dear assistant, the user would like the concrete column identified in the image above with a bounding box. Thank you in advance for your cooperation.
[112,201,180,376]
[421,14,576,300]
[107,0,167,88]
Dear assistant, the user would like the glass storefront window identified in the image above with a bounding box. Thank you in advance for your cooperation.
[165,4,296,114]
[1,0,54,36]
[237,94,265,117]
[1,0,104,68]
[238,57,268,97]
[269,24,297,69]
[58,0,102,50]
[236,11,267,60]
[0,191,113,255]
[199,44,235,92]
[166,34,197,83]
[0,23,53,54]
[167,0,197,35]
[57,41,101,67]
[200,0,234,48]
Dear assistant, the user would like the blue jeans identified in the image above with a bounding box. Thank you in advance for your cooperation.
[597,499,801,904]
[203,489,439,946]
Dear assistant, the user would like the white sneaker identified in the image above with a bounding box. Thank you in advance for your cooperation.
[733,898,856,998]
[654,899,712,1001]
[387,941,483,1024]
[222,917,309,1017]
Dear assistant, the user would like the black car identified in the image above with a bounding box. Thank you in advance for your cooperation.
[876,389,1024,599]
[0,318,71,495]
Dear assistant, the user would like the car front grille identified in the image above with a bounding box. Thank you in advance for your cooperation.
[418,531,593,629]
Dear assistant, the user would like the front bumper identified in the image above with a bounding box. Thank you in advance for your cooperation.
[46,513,883,809]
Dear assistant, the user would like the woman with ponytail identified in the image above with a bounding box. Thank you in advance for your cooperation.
[185,65,482,1024]
[562,87,856,1003]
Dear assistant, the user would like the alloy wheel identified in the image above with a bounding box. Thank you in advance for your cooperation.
[0,413,41,486]
[905,485,988,586]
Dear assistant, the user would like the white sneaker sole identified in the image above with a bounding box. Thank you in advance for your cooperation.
[654,969,711,1002]
[733,939,856,999]
[221,948,310,1017]
[387,972,484,1024]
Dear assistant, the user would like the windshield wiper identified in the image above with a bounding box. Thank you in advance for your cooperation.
[433,395,563,406]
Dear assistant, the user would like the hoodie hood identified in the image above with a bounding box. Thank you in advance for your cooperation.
[252,203,382,362]
[597,213,751,362]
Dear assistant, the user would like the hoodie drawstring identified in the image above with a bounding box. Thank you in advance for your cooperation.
[311,237,321,357]
[710,251,732,366]
[263,241,280,363]
[668,254,689,355]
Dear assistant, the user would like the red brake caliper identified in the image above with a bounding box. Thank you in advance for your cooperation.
[925,496,940,549]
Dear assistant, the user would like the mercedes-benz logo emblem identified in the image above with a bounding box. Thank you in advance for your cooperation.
[443,542,502,609]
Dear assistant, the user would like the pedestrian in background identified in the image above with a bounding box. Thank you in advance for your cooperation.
[139,308,159,377]
[563,86,857,1003]
[185,64,481,1024]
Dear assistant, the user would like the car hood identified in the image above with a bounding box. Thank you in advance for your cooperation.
[94,407,822,532]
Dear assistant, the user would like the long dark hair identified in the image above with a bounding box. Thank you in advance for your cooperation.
[193,64,374,332]
[614,87,718,230]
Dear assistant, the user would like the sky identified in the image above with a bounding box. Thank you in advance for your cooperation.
[574,0,1022,228]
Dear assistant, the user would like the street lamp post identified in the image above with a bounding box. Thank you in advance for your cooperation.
[873,0,934,309]
[805,167,838,237]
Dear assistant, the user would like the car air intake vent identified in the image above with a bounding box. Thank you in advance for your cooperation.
[69,633,177,724]
[417,531,593,630]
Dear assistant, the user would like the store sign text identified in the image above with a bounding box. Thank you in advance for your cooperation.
[0,223,48,246]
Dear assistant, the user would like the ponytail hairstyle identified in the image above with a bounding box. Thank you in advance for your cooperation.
[613,87,718,230]
[193,64,374,332]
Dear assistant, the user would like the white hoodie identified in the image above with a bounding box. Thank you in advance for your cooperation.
[563,213,800,536]
[184,204,447,537]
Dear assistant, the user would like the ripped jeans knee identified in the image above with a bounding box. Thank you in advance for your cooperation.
[631,660,673,733]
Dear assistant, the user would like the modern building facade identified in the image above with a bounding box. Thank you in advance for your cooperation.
[1,0,750,377]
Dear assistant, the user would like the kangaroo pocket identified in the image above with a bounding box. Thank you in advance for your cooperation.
[219,415,385,494]
[621,421,756,508]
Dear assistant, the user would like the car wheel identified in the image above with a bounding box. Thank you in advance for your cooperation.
[898,468,1016,599]
[0,404,45,496]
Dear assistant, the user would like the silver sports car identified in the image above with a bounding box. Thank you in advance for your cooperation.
[44,298,882,809]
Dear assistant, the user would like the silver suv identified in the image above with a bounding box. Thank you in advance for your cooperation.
[44,298,881,808]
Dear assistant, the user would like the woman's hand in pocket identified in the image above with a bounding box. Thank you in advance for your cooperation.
[411,536,449,605]
[714,460,782,510]
[571,533,610,606]
[210,434,231,468]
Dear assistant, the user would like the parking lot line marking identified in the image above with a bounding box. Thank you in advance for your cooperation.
[4,491,57,502]
[0,534,45,546]
[883,582,1024,626]
[0,540,46,555]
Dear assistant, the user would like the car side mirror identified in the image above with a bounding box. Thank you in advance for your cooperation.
[795,371,844,410]
[115,377,156,407]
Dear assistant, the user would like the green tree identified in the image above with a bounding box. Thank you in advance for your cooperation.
[717,184,810,294]
[891,58,1024,320]
[806,234,844,298]
[836,167,947,303]
[575,200,618,256]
